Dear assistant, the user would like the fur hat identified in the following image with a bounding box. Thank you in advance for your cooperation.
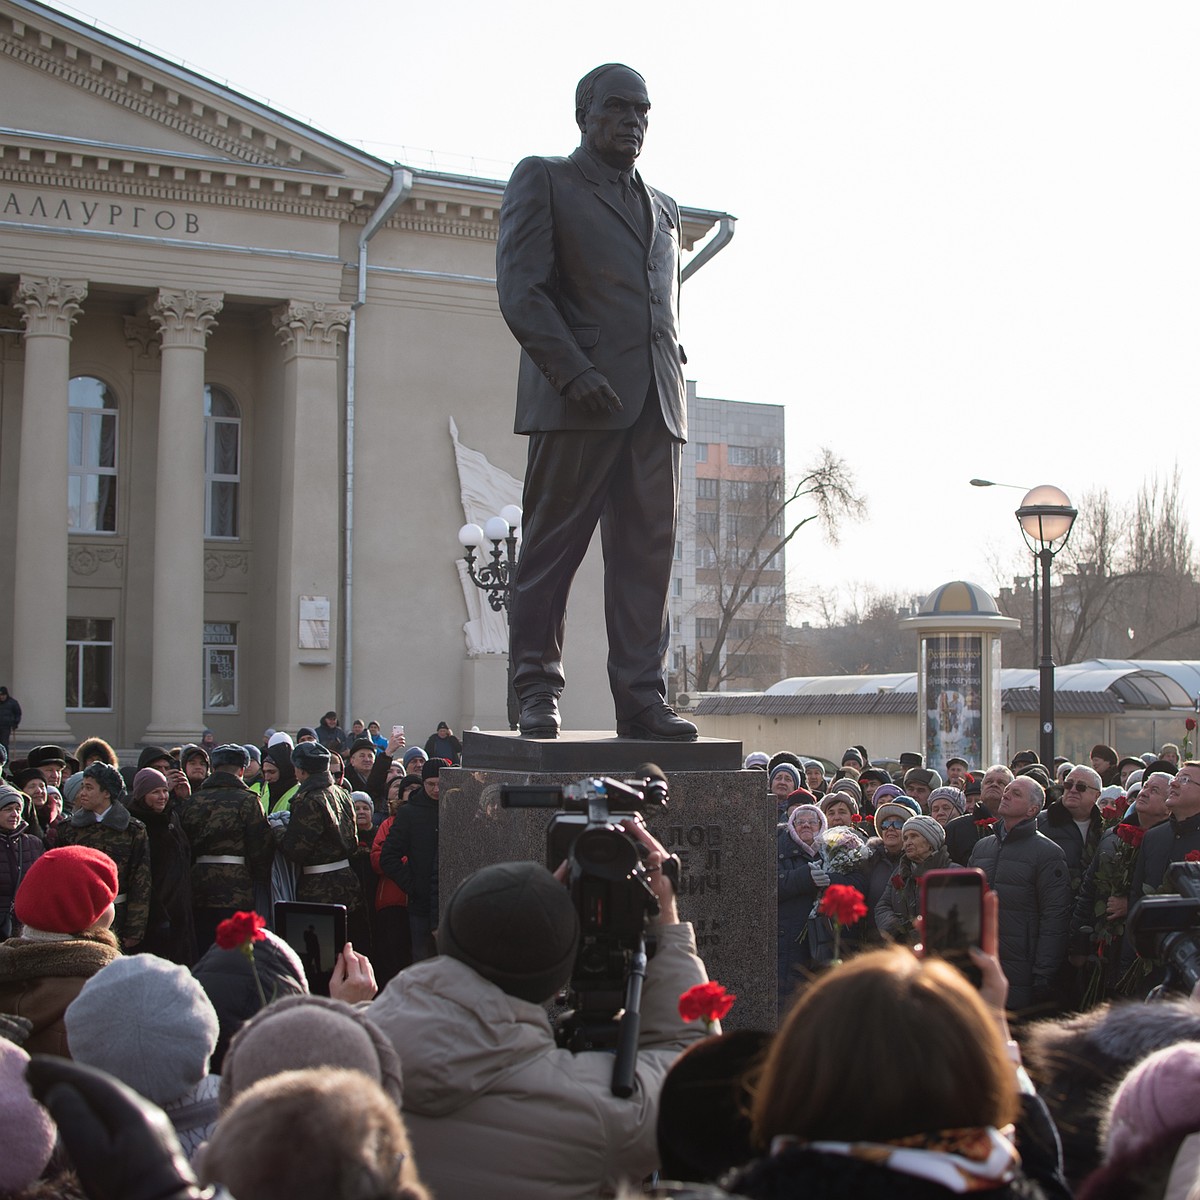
[27,744,67,769]
[291,740,331,772]
[0,1040,56,1192]
[82,760,124,799]
[438,862,579,1003]
[14,845,118,933]
[903,814,946,850]
[656,1030,771,1183]
[219,994,403,1112]
[66,955,219,1104]
[1104,1041,1200,1162]
[903,766,942,791]
[211,743,250,770]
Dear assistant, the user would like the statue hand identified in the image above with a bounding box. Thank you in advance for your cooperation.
[563,368,622,415]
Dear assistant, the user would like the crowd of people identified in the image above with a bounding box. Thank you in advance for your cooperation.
[761,740,1194,1016]
[3,720,1200,1200]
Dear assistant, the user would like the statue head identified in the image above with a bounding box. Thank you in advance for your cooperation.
[575,63,650,171]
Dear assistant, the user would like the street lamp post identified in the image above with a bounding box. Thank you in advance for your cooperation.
[458,504,522,729]
[1015,486,1077,768]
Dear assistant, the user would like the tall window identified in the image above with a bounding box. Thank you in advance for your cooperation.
[204,622,238,711]
[205,385,241,538]
[66,618,113,709]
[68,377,118,532]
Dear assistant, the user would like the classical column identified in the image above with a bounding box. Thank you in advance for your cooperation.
[10,276,87,746]
[271,300,350,729]
[141,289,222,745]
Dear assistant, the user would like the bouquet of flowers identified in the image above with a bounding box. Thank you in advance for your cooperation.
[808,825,872,918]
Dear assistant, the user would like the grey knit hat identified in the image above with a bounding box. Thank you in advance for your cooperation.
[903,814,946,851]
[218,994,403,1112]
[927,786,967,816]
[438,861,580,1004]
[65,955,219,1104]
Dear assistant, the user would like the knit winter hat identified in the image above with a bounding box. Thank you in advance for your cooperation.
[1104,1041,1200,1162]
[743,751,770,770]
[0,783,22,811]
[903,814,946,850]
[219,994,403,1112]
[421,758,444,781]
[0,1040,56,1192]
[438,861,580,1003]
[267,730,294,749]
[66,954,219,1105]
[872,783,905,806]
[14,845,118,933]
[828,778,863,804]
[131,767,169,802]
[402,746,428,766]
[769,763,802,790]
[820,789,859,816]
[928,786,967,816]
[243,744,261,764]
[841,748,864,767]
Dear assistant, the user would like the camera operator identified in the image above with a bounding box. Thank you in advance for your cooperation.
[368,819,716,1200]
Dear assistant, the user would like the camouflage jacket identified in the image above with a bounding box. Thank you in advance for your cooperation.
[178,772,275,910]
[279,773,362,911]
[57,802,151,945]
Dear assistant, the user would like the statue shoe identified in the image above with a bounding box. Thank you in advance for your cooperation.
[518,692,560,738]
[616,704,698,742]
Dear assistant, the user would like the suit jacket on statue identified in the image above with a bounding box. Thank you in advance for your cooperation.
[496,145,687,439]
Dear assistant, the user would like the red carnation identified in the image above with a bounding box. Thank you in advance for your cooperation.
[1187,851,1200,863]
[819,884,869,927]
[215,911,266,950]
[1101,804,1120,822]
[851,813,862,823]
[1187,717,1197,732]
[975,818,995,829]
[891,874,905,890]
[678,981,736,1027]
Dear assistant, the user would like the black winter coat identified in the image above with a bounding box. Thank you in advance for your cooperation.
[946,803,995,866]
[380,790,439,919]
[968,819,1071,1009]
[127,796,198,965]
[1037,801,1103,894]
[0,821,43,936]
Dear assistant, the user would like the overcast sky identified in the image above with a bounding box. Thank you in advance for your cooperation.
[58,0,1198,621]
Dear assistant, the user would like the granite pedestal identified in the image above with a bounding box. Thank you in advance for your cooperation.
[440,735,776,1030]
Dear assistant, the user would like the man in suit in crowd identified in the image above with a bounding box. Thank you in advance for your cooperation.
[496,63,697,743]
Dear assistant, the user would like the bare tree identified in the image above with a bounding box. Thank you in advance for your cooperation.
[688,449,864,692]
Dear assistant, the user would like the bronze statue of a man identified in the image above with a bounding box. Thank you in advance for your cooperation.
[496,63,697,741]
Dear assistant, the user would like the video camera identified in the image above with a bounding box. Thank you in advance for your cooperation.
[1129,861,1200,995]
[500,768,675,1096]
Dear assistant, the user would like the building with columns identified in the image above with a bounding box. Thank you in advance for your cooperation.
[0,0,726,749]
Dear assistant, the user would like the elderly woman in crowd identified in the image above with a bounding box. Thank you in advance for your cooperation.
[0,784,43,939]
[875,814,952,946]
[777,801,829,1007]
[928,785,967,829]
